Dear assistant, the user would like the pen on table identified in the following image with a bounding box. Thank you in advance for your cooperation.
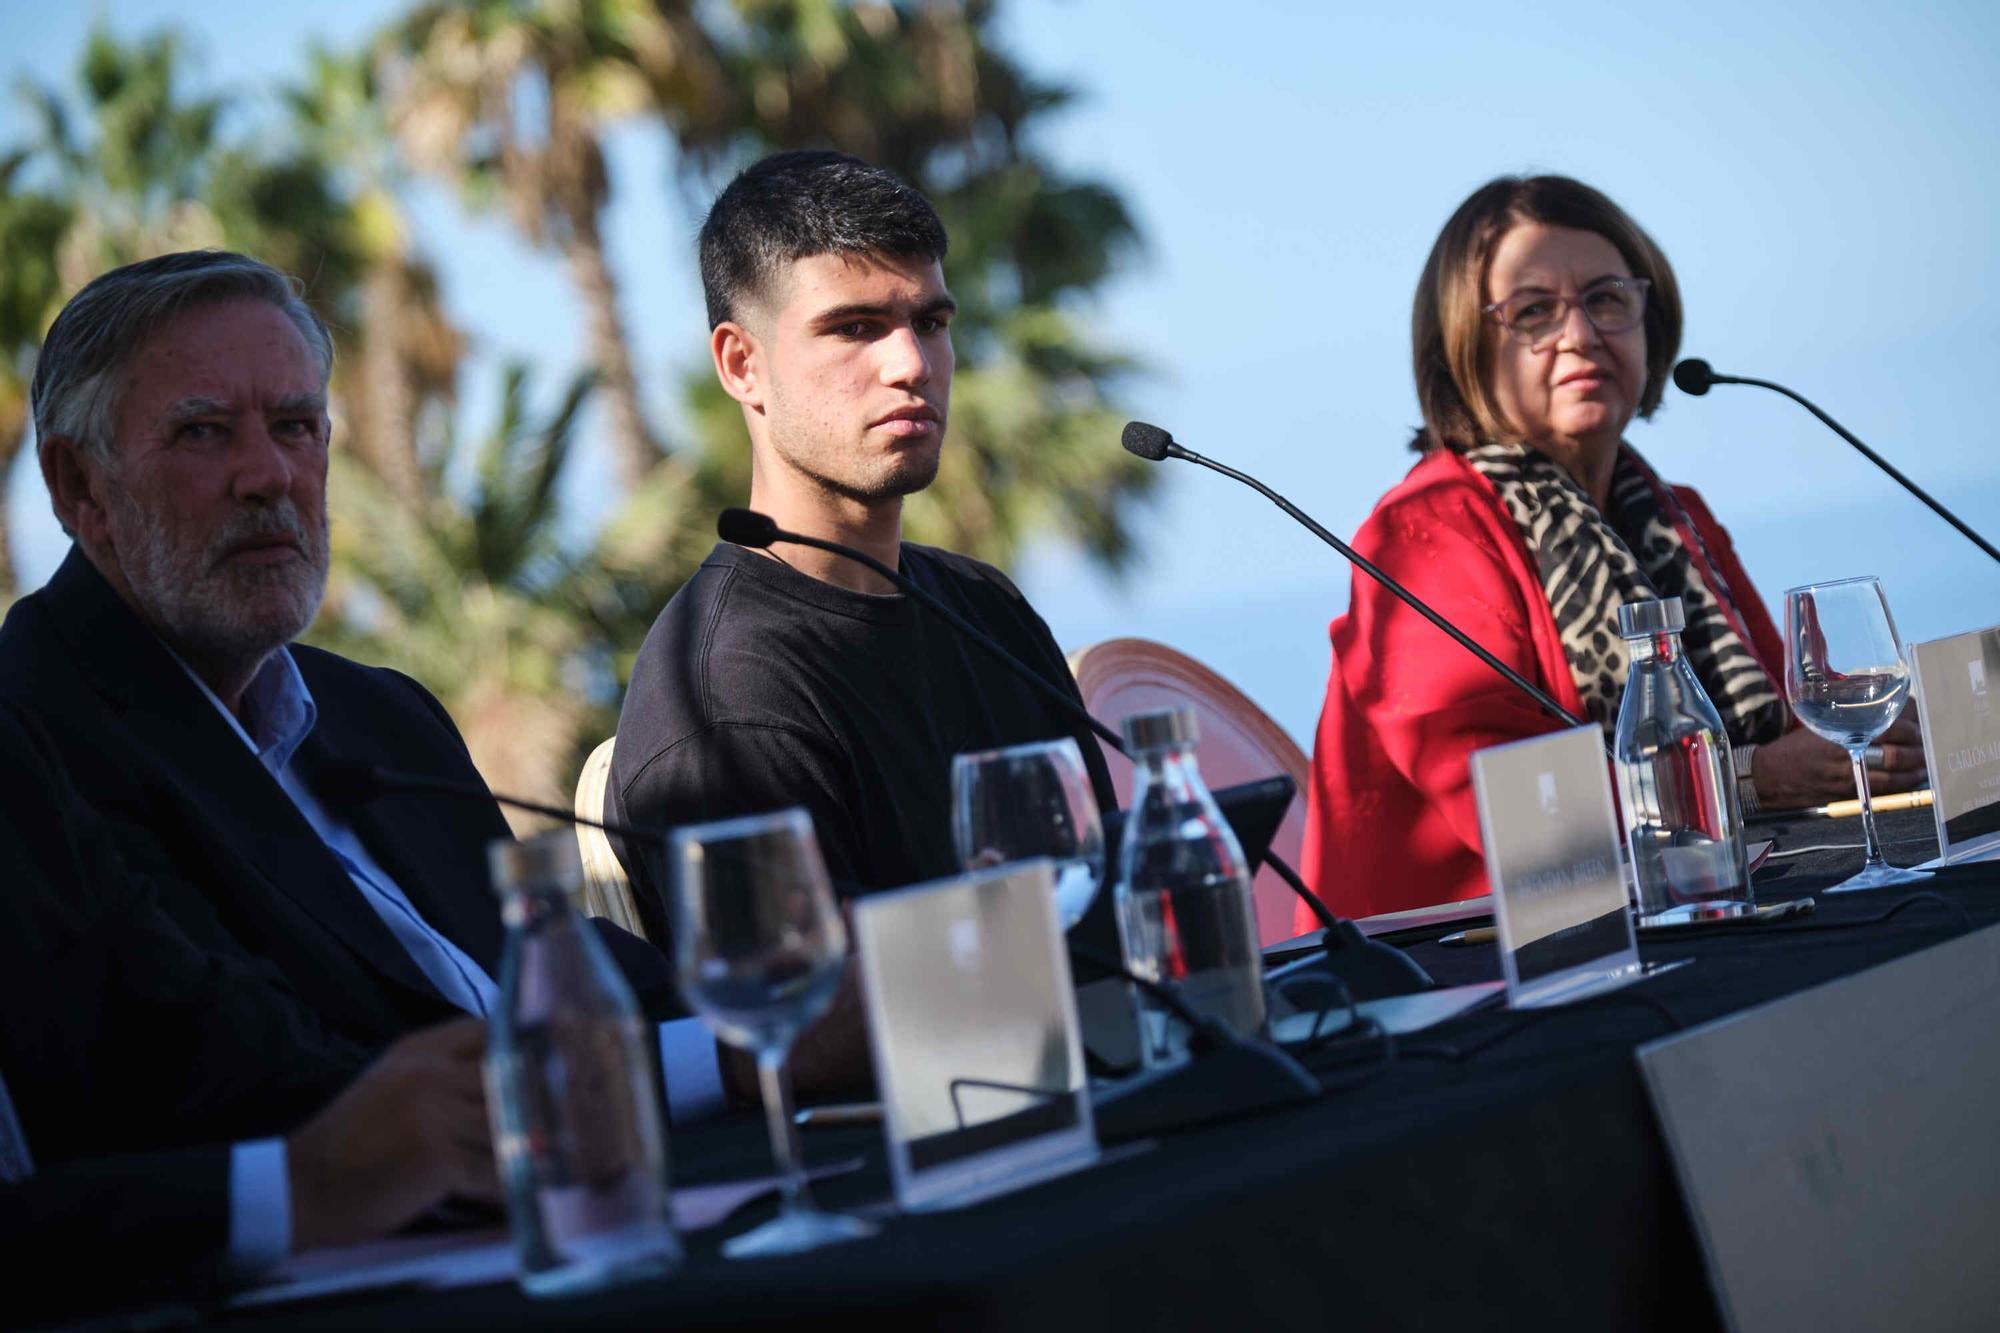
[1808,788,1933,820]
[1437,926,1498,947]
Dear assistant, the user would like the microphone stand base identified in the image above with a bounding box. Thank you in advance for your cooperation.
[1279,923,1435,1001]
[1091,1038,1319,1143]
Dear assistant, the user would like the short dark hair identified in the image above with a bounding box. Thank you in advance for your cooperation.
[1411,175,1683,453]
[698,150,948,329]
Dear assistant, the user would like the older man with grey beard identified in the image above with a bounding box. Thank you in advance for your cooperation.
[0,251,726,1205]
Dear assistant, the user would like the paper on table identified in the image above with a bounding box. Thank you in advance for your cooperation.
[1270,980,1505,1046]
[230,1159,867,1310]
[672,1158,864,1231]
[1351,895,1493,937]
[228,1229,514,1309]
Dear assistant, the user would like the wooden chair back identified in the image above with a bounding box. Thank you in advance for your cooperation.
[1068,638,1311,947]
[572,735,655,944]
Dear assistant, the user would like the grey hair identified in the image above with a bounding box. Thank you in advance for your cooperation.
[31,249,335,468]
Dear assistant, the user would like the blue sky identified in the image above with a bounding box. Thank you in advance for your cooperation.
[8,0,1999,743]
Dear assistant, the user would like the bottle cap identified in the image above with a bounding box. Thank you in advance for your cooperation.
[1122,706,1199,752]
[1616,596,1686,639]
[488,830,585,898]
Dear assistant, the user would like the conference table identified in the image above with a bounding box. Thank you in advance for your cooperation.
[219,805,1991,1331]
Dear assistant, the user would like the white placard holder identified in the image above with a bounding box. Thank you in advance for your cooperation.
[853,859,1099,1212]
[1910,624,2000,866]
[1638,923,2000,1333]
[1471,725,1683,1007]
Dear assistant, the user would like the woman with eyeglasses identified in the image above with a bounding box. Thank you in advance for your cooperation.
[1298,175,1926,921]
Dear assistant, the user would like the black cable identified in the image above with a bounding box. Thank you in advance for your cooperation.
[1762,891,1976,935]
[1607,988,1686,1034]
[1312,1025,1400,1093]
[1402,1010,1549,1064]
[1273,971,1366,1049]
[1404,987,1684,1064]
[1161,445,1590,733]
[733,511,1354,941]
[1269,970,1401,1092]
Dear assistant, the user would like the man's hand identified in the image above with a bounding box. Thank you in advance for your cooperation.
[718,961,876,1105]
[287,1018,499,1252]
[1754,703,1929,810]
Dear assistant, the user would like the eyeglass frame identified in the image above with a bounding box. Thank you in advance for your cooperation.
[1483,276,1652,348]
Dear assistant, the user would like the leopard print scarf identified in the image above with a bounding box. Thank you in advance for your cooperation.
[1463,442,1788,745]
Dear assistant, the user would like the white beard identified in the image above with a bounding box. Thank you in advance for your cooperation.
[105,482,330,673]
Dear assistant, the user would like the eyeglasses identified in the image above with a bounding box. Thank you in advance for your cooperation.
[1484,277,1651,347]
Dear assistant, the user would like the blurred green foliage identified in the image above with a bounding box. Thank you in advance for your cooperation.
[4,2,1154,813]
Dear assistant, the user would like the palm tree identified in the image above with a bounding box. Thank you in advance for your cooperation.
[278,45,465,508]
[14,27,232,286]
[675,0,1160,573]
[7,26,235,599]
[313,361,608,823]
[380,0,725,493]
[0,154,74,599]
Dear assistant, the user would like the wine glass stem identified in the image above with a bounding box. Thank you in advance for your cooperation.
[1850,748,1887,869]
[756,1047,814,1216]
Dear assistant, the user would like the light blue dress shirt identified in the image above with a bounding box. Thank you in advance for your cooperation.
[0,1066,31,1185]
[171,649,725,1271]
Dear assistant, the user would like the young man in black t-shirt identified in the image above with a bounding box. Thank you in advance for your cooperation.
[608,151,1113,1092]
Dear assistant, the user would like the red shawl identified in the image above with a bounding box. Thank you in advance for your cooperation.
[1299,449,1785,924]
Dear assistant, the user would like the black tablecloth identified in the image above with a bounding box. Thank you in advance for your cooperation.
[218,807,1989,1332]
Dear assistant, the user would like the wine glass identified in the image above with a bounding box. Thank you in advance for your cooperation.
[670,808,876,1257]
[1783,577,1932,892]
[951,737,1106,928]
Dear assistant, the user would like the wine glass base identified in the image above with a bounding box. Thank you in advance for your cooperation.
[1637,900,1755,928]
[722,1207,877,1259]
[1825,862,1933,893]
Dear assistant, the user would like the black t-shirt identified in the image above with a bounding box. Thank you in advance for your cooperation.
[607,541,1117,943]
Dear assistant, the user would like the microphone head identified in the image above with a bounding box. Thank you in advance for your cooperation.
[717,508,780,549]
[1121,421,1175,462]
[1672,358,1715,396]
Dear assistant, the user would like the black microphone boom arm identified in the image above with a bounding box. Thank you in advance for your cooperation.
[1135,435,1589,731]
[1675,359,2000,567]
[324,761,659,844]
[715,510,1372,948]
[721,512,1130,756]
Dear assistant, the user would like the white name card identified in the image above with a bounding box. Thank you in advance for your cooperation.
[1639,923,2000,1333]
[1470,725,1641,1008]
[1910,624,2000,864]
[853,859,1099,1212]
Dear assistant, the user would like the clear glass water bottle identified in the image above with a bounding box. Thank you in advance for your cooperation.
[1612,597,1755,924]
[486,832,682,1297]
[1113,707,1268,1068]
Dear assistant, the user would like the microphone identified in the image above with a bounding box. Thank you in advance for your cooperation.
[1067,943,1319,1140]
[1671,358,1717,396]
[1120,422,1591,732]
[317,760,658,844]
[719,508,1128,755]
[715,507,781,548]
[1673,358,2000,566]
[714,509,1432,998]
[1119,422,1189,463]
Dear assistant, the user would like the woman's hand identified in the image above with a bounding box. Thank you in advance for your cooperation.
[1751,703,1929,809]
